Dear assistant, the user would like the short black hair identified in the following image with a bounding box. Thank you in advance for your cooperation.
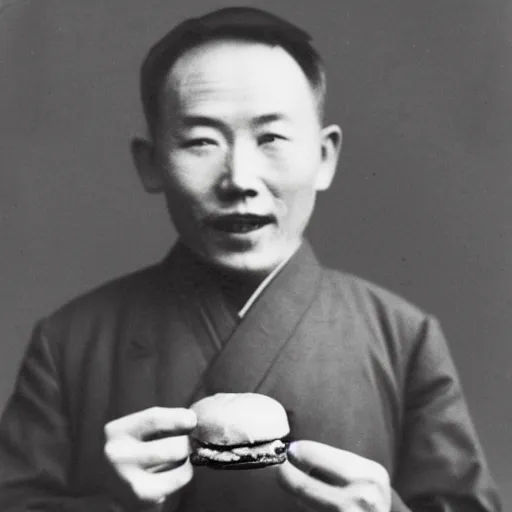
[140,7,326,137]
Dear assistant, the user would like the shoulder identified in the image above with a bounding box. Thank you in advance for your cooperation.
[321,267,429,324]
[49,263,164,323]
[319,266,437,360]
[36,261,169,355]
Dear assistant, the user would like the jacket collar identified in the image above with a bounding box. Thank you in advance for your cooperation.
[112,239,323,418]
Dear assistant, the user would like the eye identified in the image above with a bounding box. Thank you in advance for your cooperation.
[258,133,285,145]
[182,138,217,149]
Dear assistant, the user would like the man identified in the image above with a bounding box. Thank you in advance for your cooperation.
[0,7,501,512]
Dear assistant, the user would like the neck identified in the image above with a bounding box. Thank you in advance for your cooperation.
[200,260,273,312]
[217,270,262,311]
[178,244,300,312]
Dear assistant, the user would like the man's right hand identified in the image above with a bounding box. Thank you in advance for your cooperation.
[104,407,197,505]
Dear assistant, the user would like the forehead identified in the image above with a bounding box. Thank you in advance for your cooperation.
[160,39,318,122]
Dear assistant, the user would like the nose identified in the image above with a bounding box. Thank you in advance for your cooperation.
[217,140,260,200]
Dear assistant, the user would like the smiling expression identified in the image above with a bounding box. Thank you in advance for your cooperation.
[133,39,341,277]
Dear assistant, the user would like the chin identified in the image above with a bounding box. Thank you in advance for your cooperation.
[205,246,286,277]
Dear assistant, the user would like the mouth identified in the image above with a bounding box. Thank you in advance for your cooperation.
[208,214,275,234]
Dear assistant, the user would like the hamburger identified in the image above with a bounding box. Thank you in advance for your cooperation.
[189,393,290,469]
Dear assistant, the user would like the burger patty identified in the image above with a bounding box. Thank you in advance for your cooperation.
[190,438,288,466]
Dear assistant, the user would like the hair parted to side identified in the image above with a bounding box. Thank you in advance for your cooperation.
[140,7,327,137]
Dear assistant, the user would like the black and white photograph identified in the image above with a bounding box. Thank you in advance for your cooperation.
[0,1,510,510]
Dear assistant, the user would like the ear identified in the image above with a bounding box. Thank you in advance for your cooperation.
[130,137,164,194]
[315,124,342,191]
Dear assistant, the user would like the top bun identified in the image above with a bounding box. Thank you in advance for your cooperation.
[190,393,290,446]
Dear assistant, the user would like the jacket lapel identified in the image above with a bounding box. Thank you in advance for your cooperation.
[155,245,239,408]
[192,241,322,400]
[112,241,322,417]
[110,243,238,418]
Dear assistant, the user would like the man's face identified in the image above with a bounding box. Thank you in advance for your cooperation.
[134,39,341,276]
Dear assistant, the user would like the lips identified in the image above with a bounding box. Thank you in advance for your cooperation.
[208,214,275,234]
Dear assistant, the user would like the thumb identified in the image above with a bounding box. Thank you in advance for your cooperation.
[288,440,385,486]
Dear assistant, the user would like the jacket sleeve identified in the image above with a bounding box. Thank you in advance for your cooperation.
[0,321,139,512]
[391,316,501,512]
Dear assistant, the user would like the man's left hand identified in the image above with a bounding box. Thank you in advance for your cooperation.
[277,440,391,512]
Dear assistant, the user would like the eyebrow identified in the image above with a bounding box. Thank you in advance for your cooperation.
[179,116,225,130]
[252,114,288,126]
[178,113,289,129]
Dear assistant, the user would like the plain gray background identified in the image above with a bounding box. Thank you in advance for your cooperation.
[1,0,511,506]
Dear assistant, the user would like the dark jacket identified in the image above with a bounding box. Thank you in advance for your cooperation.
[0,242,501,511]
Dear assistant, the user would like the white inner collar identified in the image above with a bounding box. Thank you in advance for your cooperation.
[237,245,300,319]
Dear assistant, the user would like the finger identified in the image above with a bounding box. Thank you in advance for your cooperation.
[106,435,191,468]
[277,460,344,511]
[105,407,197,440]
[125,458,194,504]
[342,482,390,512]
[289,441,388,487]
[279,463,388,512]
